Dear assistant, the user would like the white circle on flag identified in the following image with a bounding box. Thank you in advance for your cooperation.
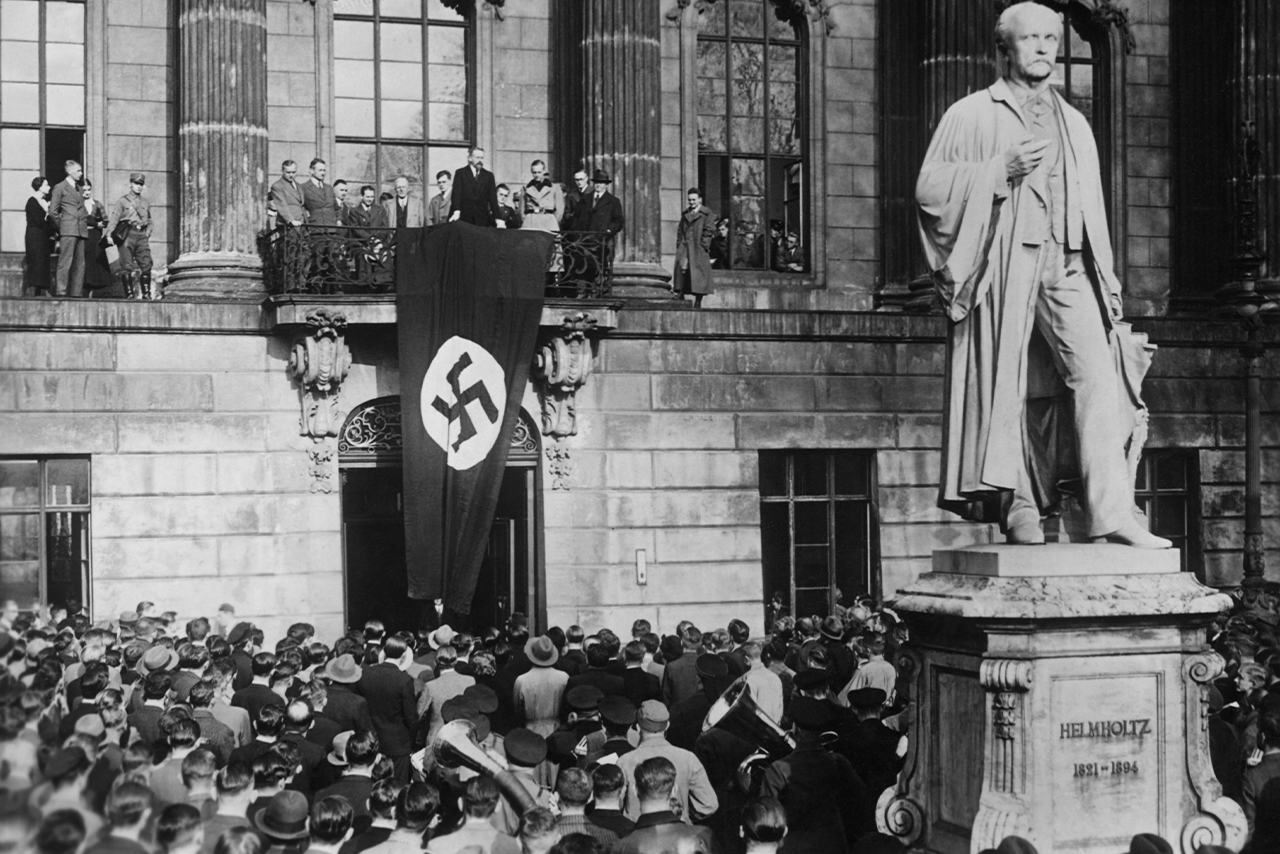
[420,335,507,470]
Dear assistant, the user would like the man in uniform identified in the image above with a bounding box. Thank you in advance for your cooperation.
[916,1,1169,548]
[108,172,153,299]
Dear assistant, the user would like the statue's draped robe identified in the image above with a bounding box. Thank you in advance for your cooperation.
[916,78,1147,519]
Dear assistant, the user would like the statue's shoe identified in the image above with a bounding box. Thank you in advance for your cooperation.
[1005,517,1045,545]
[1103,521,1172,549]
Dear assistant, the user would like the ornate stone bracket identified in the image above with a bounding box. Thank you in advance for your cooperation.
[877,646,925,844]
[667,0,834,32]
[971,659,1035,849]
[533,312,597,440]
[1180,651,1247,853]
[308,445,335,494]
[288,308,353,441]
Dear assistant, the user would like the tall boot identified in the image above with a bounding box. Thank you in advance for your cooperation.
[140,272,153,300]
[129,271,142,299]
[122,270,135,299]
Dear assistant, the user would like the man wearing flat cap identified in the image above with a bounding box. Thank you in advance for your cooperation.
[492,727,554,836]
[547,685,607,773]
[762,696,870,851]
[666,653,730,752]
[840,687,906,796]
[107,172,154,299]
[617,699,718,822]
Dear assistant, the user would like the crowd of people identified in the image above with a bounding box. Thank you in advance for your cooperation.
[23,162,155,301]
[5,592,1269,853]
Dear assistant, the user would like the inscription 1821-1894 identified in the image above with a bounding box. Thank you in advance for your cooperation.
[1051,675,1161,845]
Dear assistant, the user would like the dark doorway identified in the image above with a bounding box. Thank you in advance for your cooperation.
[337,398,544,635]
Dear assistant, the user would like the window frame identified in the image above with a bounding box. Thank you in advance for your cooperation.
[331,0,475,195]
[1133,448,1202,578]
[676,0,826,287]
[0,456,92,613]
[758,449,880,625]
[0,0,88,253]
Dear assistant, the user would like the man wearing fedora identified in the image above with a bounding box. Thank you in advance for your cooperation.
[321,654,374,735]
[514,635,569,743]
[252,789,312,853]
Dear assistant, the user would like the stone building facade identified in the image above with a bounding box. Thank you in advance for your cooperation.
[0,0,1275,641]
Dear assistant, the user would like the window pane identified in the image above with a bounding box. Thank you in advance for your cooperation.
[1154,497,1187,537]
[1,210,24,251]
[770,81,796,120]
[768,44,797,82]
[1069,23,1093,60]
[46,42,84,85]
[46,459,88,506]
[335,20,374,60]
[834,501,869,599]
[733,77,764,118]
[0,81,38,123]
[46,84,84,125]
[381,0,421,17]
[769,119,799,155]
[698,116,727,153]
[698,40,726,80]
[1069,63,1093,108]
[335,59,374,98]
[729,0,763,38]
[426,145,467,186]
[334,0,374,14]
[1,40,39,81]
[2,169,34,210]
[697,76,725,116]
[380,60,423,100]
[45,510,87,610]
[760,501,790,599]
[382,22,422,61]
[731,117,764,153]
[697,0,725,34]
[793,501,827,545]
[427,26,465,66]
[732,42,763,83]
[425,0,464,20]
[380,143,425,191]
[768,8,799,41]
[0,0,39,40]
[428,63,466,102]
[335,98,375,137]
[794,588,828,622]
[834,454,870,495]
[0,128,38,168]
[759,452,785,497]
[0,514,40,605]
[0,461,40,508]
[335,142,378,188]
[382,99,424,139]
[427,102,465,141]
[46,1,84,43]
[1156,457,1187,490]
[794,545,827,588]
[731,157,763,195]
[1135,459,1149,491]
[793,453,826,496]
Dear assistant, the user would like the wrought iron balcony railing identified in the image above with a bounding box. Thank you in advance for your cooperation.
[257,224,614,298]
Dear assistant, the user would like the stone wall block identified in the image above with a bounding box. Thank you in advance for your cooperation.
[116,414,267,453]
[652,451,758,489]
[815,376,943,411]
[880,556,932,600]
[544,528,657,566]
[212,373,299,413]
[877,450,943,487]
[93,494,286,538]
[92,536,220,579]
[6,373,213,412]
[652,526,760,563]
[94,454,218,496]
[94,572,344,629]
[115,334,270,373]
[217,532,344,577]
[604,451,654,489]
[736,414,818,448]
[595,413,737,450]
[878,486,952,524]
[653,375,816,412]
[0,333,116,371]
[821,414,899,446]
[543,490,609,530]
[1146,414,1217,447]
[878,522,997,558]
[606,490,758,529]
[0,415,117,454]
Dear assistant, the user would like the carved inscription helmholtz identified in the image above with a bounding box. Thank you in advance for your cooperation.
[1051,675,1161,844]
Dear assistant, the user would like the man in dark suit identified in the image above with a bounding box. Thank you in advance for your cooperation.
[621,641,662,708]
[49,159,87,296]
[301,158,340,227]
[231,652,285,722]
[269,160,306,227]
[321,654,374,733]
[567,643,624,699]
[355,637,417,783]
[315,729,380,823]
[574,168,625,236]
[278,700,330,800]
[449,146,501,227]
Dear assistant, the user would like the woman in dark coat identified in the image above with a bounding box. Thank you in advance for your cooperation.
[673,187,716,308]
[81,178,120,296]
[23,176,53,296]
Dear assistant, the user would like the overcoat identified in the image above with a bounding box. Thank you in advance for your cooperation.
[673,204,716,296]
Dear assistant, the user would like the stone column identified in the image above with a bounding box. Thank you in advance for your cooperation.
[556,0,669,296]
[166,0,269,298]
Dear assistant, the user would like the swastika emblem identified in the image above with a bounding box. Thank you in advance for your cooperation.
[420,336,507,470]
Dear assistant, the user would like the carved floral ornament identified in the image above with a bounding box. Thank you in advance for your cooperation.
[533,312,598,440]
[289,308,353,441]
[668,0,834,32]
[301,0,505,14]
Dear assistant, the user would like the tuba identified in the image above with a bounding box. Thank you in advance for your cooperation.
[433,719,537,815]
[702,677,795,794]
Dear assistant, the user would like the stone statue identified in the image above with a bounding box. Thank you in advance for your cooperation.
[915,1,1169,548]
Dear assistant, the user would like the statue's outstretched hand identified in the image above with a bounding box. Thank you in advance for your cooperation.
[1005,137,1051,181]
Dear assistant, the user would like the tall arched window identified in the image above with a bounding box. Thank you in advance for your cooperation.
[0,0,85,252]
[696,0,807,273]
[332,0,473,200]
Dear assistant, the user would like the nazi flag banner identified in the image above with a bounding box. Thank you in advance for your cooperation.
[397,223,553,613]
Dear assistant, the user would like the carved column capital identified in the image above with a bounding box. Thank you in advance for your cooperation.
[533,312,598,440]
[288,308,353,441]
[979,659,1034,692]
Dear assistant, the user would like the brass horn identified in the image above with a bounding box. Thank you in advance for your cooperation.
[702,676,795,794]
[432,719,537,815]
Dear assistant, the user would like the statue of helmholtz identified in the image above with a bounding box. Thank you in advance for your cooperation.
[916,1,1169,549]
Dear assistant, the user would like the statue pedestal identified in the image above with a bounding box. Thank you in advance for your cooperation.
[883,545,1244,854]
